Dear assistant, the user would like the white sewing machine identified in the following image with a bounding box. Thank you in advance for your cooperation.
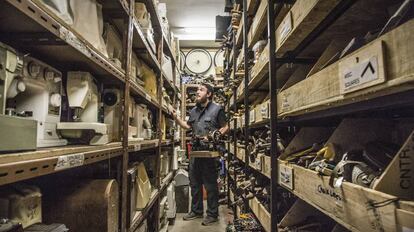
[10,56,68,148]
[0,42,37,152]
[57,72,110,145]
[134,104,153,140]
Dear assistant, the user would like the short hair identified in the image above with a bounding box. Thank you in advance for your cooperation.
[200,82,214,99]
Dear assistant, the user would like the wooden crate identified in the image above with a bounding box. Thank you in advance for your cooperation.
[250,43,269,83]
[255,99,270,122]
[261,155,271,178]
[278,118,414,232]
[275,0,341,56]
[278,19,414,117]
[247,0,267,47]
[249,197,270,232]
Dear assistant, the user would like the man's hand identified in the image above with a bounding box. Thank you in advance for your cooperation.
[219,125,229,135]
[171,109,177,119]
[168,105,176,118]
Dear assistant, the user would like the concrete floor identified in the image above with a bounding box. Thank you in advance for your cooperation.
[168,203,233,232]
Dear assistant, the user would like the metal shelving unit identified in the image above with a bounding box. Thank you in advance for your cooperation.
[226,0,414,231]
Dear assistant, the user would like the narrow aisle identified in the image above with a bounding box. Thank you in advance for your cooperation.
[168,204,232,232]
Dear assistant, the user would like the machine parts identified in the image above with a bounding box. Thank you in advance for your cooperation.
[0,184,42,229]
[0,42,37,152]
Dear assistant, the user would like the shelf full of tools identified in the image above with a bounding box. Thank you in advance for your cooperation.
[223,0,414,231]
[0,0,182,231]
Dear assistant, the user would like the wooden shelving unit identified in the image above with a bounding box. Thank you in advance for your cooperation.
[0,0,181,231]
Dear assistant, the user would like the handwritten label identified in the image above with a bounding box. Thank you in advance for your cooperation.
[317,185,342,201]
[55,153,84,171]
[279,165,293,190]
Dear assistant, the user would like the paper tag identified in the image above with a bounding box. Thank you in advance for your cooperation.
[145,93,152,101]
[55,153,85,171]
[279,12,292,44]
[134,144,141,151]
[279,164,294,190]
[341,56,379,93]
[339,41,385,94]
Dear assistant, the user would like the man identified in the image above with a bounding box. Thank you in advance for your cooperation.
[172,83,229,226]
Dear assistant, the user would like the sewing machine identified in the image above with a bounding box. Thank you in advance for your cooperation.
[57,72,110,145]
[134,104,153,140]
[0,42,37,152]
[103,88,121,142]
[9,56,68,148]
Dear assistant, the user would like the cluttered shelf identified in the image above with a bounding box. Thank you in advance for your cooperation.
[129,170,174,232]
[130,80,161,108]
[129,189,159,232]
[0,142,123,186]
[277,18,414,118]
[231,145,271,179]
[128,139,159,152]
[229,187,270,232]
[233,0,353,106]
[1,0,126,83]
[132,18,161,72]
[277,118,414,232]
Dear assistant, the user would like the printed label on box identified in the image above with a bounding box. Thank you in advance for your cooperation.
[339,41,385,94]
[341,56,379,92]
[55,153,85,171]
[279,164,294,190]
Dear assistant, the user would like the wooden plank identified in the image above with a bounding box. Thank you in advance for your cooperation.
[278,19,414,117]
[248,0,268,48]
[249,197,271,232]
[275,0,342,56]
[373,131,414,199]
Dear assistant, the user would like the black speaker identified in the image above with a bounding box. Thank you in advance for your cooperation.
[215,15,231,40]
